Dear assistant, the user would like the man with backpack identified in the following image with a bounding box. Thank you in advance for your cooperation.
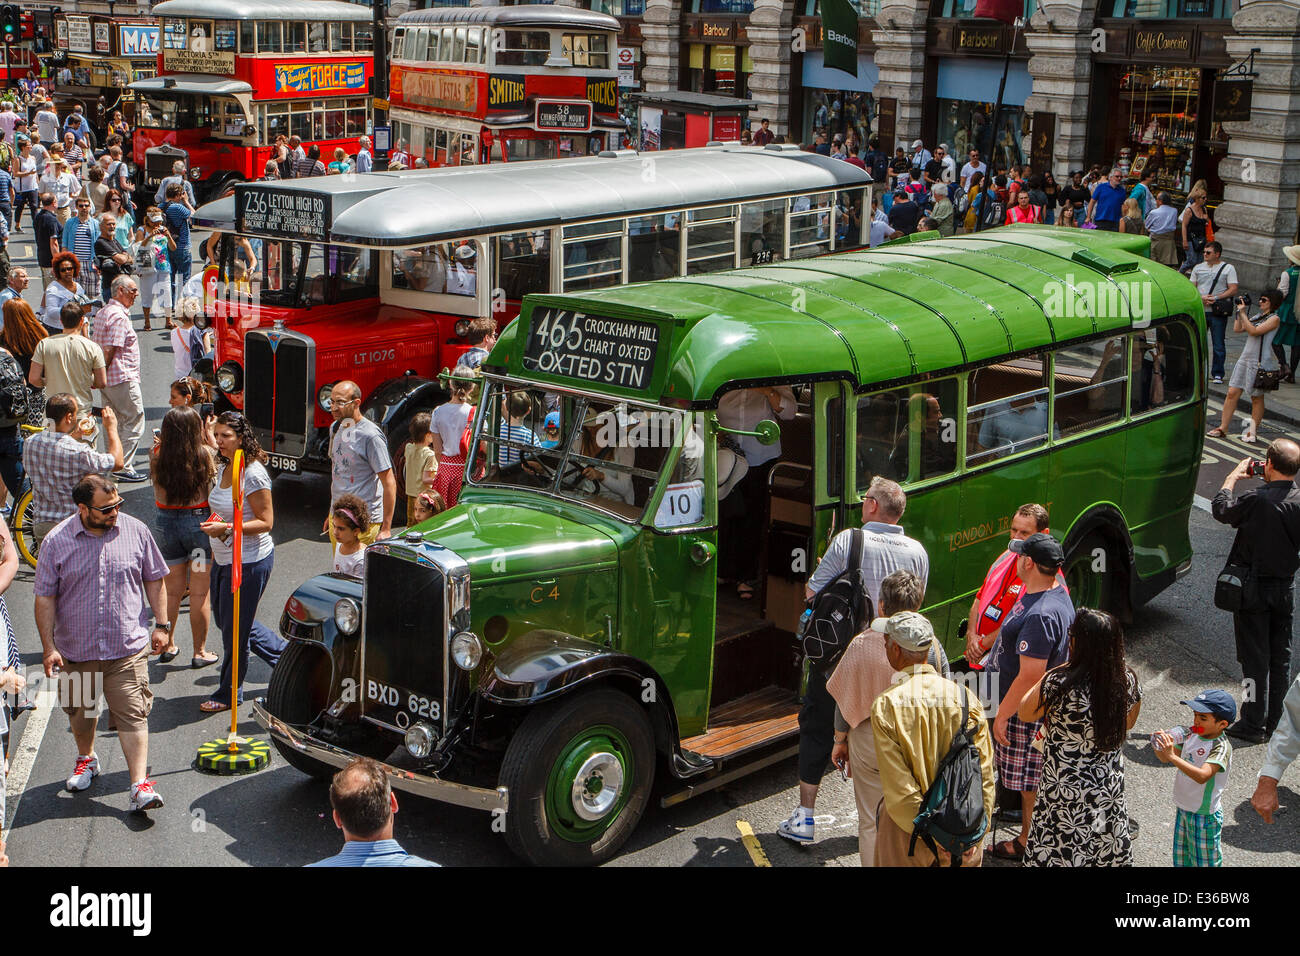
[871,611,995,866]
[862,137,889,186]
[777,476,928,844]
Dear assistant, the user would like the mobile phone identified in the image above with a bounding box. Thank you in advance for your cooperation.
[152,428,161,439]
[199,402,214,419]
[206,513,223,525]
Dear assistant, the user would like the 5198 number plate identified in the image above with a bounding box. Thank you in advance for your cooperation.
[266,453,299,473]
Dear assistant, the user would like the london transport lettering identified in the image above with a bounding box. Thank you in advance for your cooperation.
[276,62,367,94]
[523,309,661,390]
[237,189,332,241]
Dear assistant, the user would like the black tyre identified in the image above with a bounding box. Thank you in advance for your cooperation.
[1063,531,1122,616]
[500,688,655,866]
[264,642,335,779]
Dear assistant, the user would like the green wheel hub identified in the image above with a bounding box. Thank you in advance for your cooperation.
[544,725,634,843]
[1065,552,1102,609]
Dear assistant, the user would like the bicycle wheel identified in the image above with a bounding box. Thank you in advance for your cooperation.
[12,487,38,568]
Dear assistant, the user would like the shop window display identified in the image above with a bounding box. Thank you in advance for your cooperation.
[803,90,872,153]
[937,98,1029,171]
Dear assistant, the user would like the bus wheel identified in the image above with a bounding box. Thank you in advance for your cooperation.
[265,642,336,780]
[1063,532,1119,614]
[500,688,654,866]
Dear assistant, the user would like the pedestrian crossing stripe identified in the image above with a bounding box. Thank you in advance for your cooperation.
[195,737,272,775]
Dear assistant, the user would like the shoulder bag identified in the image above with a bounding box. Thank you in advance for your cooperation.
[1208,265,1233,318]
[1252,315,1284,392]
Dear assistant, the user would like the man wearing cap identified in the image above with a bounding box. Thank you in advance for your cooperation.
[887,186,921,237]
[870,611,995,866]
[1212,439,1300,743]
[909,139,932,172]
[988,531,1075,861]
[40,156,79,225]
[779,477,928,844]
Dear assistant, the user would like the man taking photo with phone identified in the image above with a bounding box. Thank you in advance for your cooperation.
[1213,438,1300,743]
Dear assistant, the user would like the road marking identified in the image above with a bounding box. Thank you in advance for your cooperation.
[4,675,56,833]
[1193,494,1212,514]
[735,820,771,867]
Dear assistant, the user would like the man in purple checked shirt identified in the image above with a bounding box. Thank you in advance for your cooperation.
[33,473,172,815]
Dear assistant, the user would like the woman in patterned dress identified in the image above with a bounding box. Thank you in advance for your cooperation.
[1019,608,1143,866]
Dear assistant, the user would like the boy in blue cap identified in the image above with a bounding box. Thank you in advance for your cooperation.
[1152,690,1236,867]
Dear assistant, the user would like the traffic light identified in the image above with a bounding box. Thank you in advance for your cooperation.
[0,6,18,46]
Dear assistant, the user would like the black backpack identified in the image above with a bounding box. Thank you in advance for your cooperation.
[0,347,30,427]
[800,529,873,672]
[981,193,1005,229]
[867,150,889,184]
[909,691,989,866]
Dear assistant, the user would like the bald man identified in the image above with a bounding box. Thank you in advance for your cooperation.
[308,758,437,866]
[325,380,395,541]
[1213,438,1300,743]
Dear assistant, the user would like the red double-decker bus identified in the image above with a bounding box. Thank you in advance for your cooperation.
[130,0,375,204]
[389,5,623,166]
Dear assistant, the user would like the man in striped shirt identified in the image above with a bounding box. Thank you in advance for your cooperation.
[294,144,327,178]
[34,473,171,814]
[308,758,437,867]
[23,393,123,544]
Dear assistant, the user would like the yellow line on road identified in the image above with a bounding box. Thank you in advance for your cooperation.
[735,820,772,867]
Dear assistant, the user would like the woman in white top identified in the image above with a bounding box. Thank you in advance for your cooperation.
[40,251,87,333]
[430,369,478,508]
[1209,289,1282,444]
[198,412,287,712]
[11,136,39,230]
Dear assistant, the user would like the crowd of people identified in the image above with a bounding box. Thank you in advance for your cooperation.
[783,438,1300,868]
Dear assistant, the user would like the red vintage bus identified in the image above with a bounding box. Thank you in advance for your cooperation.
[389,5,623,167]
[192,147,870,475]
[130,0,375,204]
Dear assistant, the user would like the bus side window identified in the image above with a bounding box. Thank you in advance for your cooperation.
[494,232,552,300]
[627,214,680,282]
[966,354,1052,466]
[1133,322,1194,414]
[1053,336,1126,437]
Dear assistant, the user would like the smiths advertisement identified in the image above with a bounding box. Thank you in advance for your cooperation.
[276,62,367,95]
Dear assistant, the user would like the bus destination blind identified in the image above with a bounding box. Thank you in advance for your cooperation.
[237,188,332,240]
[535,101,593,132]
[523,309,661,391]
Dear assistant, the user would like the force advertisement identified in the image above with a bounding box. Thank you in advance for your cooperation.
[275,62,367,95]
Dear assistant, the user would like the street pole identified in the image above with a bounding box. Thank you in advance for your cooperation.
[372,0,388,170]
[975,15,1021,232]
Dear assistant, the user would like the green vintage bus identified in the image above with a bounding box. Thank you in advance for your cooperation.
[255,225,1205,865]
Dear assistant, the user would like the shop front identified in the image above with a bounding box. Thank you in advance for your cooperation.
[679,13,753,102]
[54,15,158,130]
[927,20,1032,171]
[1087,20,1234,205]
[791,11,878,148]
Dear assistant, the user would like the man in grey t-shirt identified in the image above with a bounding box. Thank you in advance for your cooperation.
[326,380,396,539]
[778,476,929,845]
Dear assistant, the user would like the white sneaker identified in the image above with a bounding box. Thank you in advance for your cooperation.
[1242,422,1258,443]
[777,807,815,844]
[65,754,100,791]
[128,778,164,813]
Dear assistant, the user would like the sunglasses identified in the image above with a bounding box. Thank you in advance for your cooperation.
[88,499,124,514]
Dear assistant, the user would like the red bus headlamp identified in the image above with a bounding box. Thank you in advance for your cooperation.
[318,384,335,410]
[190,167,201,180]
[216,361,242,393]
[454,319,471,338]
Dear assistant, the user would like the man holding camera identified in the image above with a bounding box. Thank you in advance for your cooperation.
[1190,241,1239,385]
[1213,438,1300,743]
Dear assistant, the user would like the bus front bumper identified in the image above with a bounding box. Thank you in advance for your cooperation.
[251,699,509,813]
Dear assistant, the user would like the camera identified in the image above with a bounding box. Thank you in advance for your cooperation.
[1236,292,1253,308]
[1247,458,1268,478]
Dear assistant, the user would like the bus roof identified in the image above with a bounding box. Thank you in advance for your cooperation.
[395,5,620,31]
[498,228,1206,405]
[150,0,375,21]
[195,145,871,245]
[132,75,254,96]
